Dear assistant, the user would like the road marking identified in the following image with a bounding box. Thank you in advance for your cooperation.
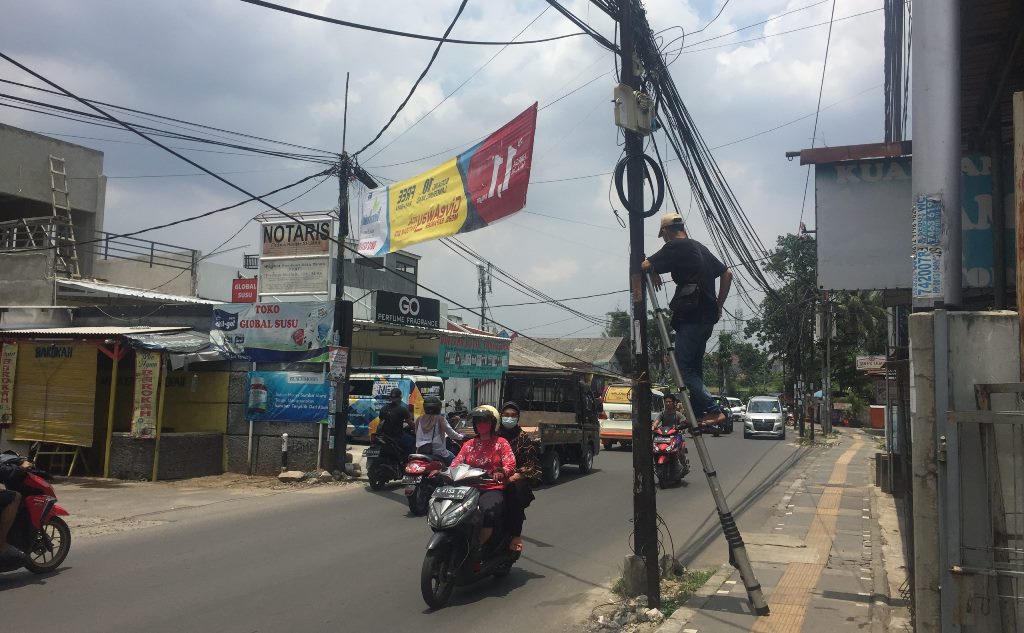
[725,580,737,584]
[748,435,865,633]
[718,590,731,594]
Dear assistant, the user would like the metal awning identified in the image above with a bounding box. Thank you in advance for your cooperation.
[58,279,216,305]
[0,326,189,337]
[122,329,227,368]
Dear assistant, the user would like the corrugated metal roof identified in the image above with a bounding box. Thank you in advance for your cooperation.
[509,345,564,369]
[0,326,190,337]
[58,279,216,305]
[512,337,624,367]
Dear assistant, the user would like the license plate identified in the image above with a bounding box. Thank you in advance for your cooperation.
[402,475,421,484]
[364,447,380,457]
[434,486,468,500]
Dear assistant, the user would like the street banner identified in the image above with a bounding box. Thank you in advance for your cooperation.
[0,342,17,428]
[211,301,334,362]
[357,103,538,256]
[438,334,510,380]
[132,350,162,438]
[328,346,349,382]
[246,371,330,424]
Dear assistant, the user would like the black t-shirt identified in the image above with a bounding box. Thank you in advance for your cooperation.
[648,238,727,325]
[378,402,412,438]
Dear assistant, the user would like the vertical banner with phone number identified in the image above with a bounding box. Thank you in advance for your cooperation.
[357,103,538,256]
[0,342,17,427]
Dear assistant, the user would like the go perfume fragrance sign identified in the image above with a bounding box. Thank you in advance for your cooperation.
[373,291,441,329]
[246,371,330,424]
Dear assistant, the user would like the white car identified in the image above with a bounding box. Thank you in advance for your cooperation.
[599,384,665,449]
[743,396,786,440]
[726,397,743,418]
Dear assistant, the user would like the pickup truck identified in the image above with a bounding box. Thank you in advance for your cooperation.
[500,370,604,484]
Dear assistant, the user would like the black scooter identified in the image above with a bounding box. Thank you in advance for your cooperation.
[364,433,410,490]
[420,464,520,609]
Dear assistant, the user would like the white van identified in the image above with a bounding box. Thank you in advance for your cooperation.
[599,384,665,449]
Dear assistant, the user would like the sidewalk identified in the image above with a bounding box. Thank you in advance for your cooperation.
[658,429,911,633]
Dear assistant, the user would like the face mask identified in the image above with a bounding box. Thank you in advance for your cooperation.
[501,416,519,429]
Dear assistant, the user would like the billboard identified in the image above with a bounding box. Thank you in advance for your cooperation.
[246,371,330,424]
[815,155,1016,291]
[373,290,441,329]
[211,301,334,362]
[357,104,538,256]
[261,218,332,257]
[258,215,334,296]
[438,334,510,380]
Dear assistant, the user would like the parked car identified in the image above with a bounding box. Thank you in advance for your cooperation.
[743,396,786,440]
[598,384,666,449]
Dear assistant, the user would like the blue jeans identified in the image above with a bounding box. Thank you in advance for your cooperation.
[674,322,721,418]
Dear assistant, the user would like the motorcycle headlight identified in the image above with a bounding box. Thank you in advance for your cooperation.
[439,496,477,528]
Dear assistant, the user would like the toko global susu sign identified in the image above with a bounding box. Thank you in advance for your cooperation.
[373,290,441,329]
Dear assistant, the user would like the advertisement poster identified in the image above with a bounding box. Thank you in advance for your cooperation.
[357,104,538,256]
[231,278,258,303]
[261,218,332,257]
[211,301,334,362]
[131,350,162,438]
[246,371,330,424]
[328,346,349,382]
[258,258,331,295]
[438,334,510,380]
[0,342,17,427]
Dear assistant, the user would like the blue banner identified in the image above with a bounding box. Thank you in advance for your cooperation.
[246,371,330,424]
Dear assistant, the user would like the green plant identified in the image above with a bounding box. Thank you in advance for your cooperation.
[660,569,715,617]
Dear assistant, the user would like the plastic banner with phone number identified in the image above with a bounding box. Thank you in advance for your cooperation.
[357,103,538,256]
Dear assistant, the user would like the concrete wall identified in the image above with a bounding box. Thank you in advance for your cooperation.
[92,258,194,296]
[0,124,105,215]
[910,311,1020,632]
[197,261,247,302]
[0,251,55,305]
[108,432,223,480]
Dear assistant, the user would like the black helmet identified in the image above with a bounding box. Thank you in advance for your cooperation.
[469,405,499,435]
[389,387,403,400]
[424,396,442,415]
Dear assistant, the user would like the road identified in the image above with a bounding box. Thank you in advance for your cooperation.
[1,432,806,632]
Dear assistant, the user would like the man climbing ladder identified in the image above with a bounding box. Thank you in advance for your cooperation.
[643,214,769,616]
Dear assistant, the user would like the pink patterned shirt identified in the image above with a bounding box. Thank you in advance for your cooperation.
[450,436,516,489]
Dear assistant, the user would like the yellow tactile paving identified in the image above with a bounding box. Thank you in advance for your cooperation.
[749,435,864,633]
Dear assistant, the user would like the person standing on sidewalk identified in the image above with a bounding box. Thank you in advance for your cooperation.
[642,213,733,426]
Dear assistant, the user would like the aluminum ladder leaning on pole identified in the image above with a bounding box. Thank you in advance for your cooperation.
[645,271,770,616]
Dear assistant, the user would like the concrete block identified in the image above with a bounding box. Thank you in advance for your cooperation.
[278,470,305,482]
[108,432,223,480]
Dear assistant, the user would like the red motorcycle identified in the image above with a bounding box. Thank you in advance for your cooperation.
[404,453,447,516]
[0,467,71,574]
[653,425,690,489]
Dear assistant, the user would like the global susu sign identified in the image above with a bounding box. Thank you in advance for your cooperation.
[373,290,441,329]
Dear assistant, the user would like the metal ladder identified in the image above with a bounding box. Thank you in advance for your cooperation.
[48,154,80,278]
[645,273,770,615]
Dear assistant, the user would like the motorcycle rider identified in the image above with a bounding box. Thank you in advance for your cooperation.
[377,387,415,455]
[653,394,684,432]
[0,452,32,562]
[498,402,542,554]
[448,406,516,548]
[415,396,464,465]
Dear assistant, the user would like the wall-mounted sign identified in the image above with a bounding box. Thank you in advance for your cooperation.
[246,371,330,424]
[258,215,334,297]
[131,350,162,438]
[0,343,17,427]
[258,258,330,295]
[261,219,332,257]
[856,355,887,371]
[231,278,258,303]
[373,290,441,329]
[439,334,510,379]
[211,301,334,362]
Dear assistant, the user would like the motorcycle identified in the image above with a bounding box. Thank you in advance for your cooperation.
[445,399,469,432]
[363,433,409,491]
[653,425,690,489]
[0,466,71,574]
[420,464,520,609]
[405,437,463,516]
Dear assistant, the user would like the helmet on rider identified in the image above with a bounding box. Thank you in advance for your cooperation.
[389,387,403,402]
[423,396,442,415]
[469,405,500,437]
[499,401,521,431]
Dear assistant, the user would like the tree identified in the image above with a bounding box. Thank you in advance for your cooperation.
[605,309,672,385]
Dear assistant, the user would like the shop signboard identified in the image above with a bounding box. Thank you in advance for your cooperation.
[0,342,17,428]
[231,278,258,303]
[211,301,334,362]
[855,355,887,371]
[373,290,441,329]
[438,334,510,380]
[258,215,333,297]
[131,350,162,438]
[246,371,330,424]
[357,104,538,256]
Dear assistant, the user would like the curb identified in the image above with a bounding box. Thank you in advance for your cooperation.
[653,563,735,633]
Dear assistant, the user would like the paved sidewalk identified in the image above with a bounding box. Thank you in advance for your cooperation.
[659,430,900,633]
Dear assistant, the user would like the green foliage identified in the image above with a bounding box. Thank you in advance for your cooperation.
[605,309,672,384]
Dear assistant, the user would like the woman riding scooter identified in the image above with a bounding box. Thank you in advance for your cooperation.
[414,396,464,466]
[447,406,516,548]
[497,402,542,554]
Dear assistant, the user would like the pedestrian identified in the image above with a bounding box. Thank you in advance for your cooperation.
[641,213,733,427]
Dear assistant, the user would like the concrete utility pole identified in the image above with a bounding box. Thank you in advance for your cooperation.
[618,0,660,607]
[911,0,961,309]
[1014,92,1024,380]
[477,262,492,331]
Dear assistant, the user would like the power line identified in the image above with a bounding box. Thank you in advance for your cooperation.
[690,0,734,35]
[237,0,586,46]
[354,0,468,157]
[449,288,629,310]
[798,0,838,230]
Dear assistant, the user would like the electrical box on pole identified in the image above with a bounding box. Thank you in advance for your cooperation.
[613,83,656,135]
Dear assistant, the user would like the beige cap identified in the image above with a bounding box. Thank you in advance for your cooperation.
[658,213,685,237]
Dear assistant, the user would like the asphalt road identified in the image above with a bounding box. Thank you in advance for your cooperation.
[1,431,807,633]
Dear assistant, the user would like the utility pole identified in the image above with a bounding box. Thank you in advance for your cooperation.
[719,332,728,396]
[808,297,816,442]
[618,0,660,607]
[477,262,492,331]
[331,72,376,474]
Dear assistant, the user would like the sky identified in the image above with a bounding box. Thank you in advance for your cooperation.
[1,0,890,340]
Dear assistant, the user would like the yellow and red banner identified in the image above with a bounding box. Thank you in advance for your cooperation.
[357,103,538,256]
